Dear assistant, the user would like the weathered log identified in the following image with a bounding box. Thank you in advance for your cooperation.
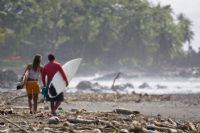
[67,118,98,124]
[188,122,197,132]
[113,108,140,115]
[154,120,176,129]
[147,125,178,133]
[143,128,161,133]
[168,118,177,127]
[0,129,10,133]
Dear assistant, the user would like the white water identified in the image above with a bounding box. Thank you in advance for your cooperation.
[67,75,200,95]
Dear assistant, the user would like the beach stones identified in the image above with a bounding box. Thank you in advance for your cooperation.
[120,129,129,133]
[92,129,102,133]
[48,116,60,124]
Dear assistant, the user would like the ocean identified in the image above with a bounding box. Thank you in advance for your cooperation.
[67,75,200,94]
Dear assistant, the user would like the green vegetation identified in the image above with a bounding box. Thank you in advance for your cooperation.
[0,0,194,70]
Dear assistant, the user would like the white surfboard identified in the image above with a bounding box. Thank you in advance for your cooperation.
[48,58,82,98]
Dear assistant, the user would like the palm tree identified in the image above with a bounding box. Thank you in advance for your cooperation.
[177,13,194,49]
[177,13,194,66]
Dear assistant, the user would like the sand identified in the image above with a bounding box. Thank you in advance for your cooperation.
[0,91,200,132]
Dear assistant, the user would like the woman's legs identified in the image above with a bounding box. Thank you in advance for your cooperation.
[28,94,33,113]
[33,94,38,113]
[26,81,40,114]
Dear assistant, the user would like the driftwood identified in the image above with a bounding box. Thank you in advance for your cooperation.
[168,118,177,127]
[0,129,10,133]
[111,72,121,91]
[143,128,161,133]
[0,92,200,133]
[146,125,182,133]
[154,120,176,129]
[67,118,98,124]
[0,114,28,133]
[188,122,197,132]
[113,108,140,115]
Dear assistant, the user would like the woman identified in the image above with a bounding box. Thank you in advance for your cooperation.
[23,54,43,114]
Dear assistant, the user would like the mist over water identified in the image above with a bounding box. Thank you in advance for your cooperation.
[67,74,200,94]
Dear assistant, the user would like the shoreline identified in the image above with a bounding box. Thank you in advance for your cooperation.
[4,91,200,121]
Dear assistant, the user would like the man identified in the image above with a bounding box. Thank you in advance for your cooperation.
[42,54,68,115]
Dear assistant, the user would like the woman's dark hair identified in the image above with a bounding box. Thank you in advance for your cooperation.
[32,54,41,72]
[48,54,55,61]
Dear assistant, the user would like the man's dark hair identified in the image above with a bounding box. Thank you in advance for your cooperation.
[48,54,55,61]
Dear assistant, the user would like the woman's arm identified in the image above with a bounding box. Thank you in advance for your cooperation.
[23,65,31,75]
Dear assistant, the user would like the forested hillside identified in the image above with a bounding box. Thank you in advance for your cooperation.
[0,0,196,71]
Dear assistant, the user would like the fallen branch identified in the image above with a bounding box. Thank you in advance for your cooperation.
[143,128,161,133]
[67,118,98,124]
[111,72,121,91]
[113,108,140,115]
[154,120,176,129]
[147,125,179,133]
[0,114,28,133]
[168,118,177,127]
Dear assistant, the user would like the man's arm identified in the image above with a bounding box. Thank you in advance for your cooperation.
[58,65,68,86]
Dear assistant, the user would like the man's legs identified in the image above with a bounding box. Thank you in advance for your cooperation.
[50,101,55,114]
[54,101,62,111]
[50,101,62,115]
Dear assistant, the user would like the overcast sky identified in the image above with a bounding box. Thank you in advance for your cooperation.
[148,0,200,51]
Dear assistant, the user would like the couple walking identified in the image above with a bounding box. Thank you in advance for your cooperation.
[22,54,68,115]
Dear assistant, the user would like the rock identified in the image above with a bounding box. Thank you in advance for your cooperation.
[44,105,49,110]
[63,121,73,127]
[76,81,93,90]
[76,81,109,92]
[120,129,129,133]
[139,82,150,89]
[124,83,134,88]
[48,116,60,124]
[113,83,134,91]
